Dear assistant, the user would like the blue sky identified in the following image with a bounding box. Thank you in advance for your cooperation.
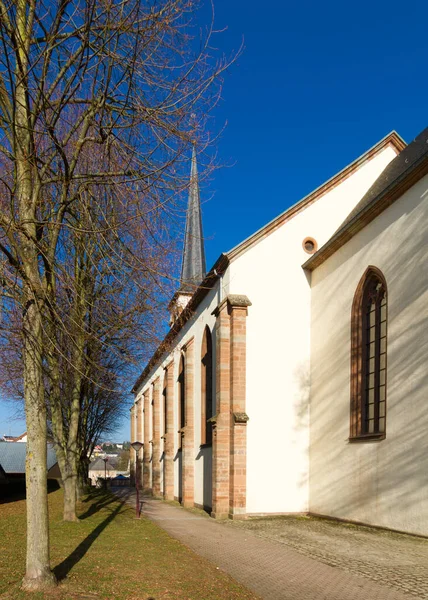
[1,0,427,441]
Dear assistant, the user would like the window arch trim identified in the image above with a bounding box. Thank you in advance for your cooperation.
[177,351,186,449]
[350,265,387,441]
[200,325,213,446]
[162,372,167,436]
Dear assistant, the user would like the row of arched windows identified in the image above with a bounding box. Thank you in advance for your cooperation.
[161,326,214,448]
[350,266,387,440]
[160,267,386,448]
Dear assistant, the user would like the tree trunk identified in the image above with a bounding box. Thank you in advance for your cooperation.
[55,448,80,522]
[63,470,79,522]
[21,301,56,590]
[77,456,90,499]
[50,384,80,520]
[62,383,83,517]
[12,0,55,588]
[47,319,80,521]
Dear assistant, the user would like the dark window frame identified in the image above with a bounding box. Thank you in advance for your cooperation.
[162,373,167,435]
[201,326,213,446]
[177,353,185,449]
[350,266,387,442]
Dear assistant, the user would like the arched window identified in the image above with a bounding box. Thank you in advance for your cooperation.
[201,326,213,445]
[177,353,185,448]
[162,374,167,436]
[350,266,387,440]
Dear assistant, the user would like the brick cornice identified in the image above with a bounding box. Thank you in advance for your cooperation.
[227,294,252,308]
[227,132,405,263]
[233,412,249,424]
[304,155,428,272]
[212,294,252,317]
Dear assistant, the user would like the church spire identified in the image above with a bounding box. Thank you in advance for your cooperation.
[179,144,206,292]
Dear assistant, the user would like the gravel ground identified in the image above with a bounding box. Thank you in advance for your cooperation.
[222,515,428,599]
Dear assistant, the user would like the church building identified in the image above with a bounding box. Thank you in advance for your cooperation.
[131,127,428,536]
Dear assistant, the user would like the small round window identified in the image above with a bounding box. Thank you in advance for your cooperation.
[302,237,317,254]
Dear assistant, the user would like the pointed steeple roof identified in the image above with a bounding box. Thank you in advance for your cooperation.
[179,145,206,292]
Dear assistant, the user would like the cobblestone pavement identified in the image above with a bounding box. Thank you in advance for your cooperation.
[222,515,428,600]
[114,489,417,600]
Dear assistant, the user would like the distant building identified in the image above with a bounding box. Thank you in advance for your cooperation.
[88,458,117,486]
[111,474,129,487]
[0,441,60,482]
[92,445,103,457]
[2,432,27,443]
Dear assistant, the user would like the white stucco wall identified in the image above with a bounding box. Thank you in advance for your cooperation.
[228,144,398,514]
[134,282,222,508]
[309,173,428,535]
[132,141,400,517]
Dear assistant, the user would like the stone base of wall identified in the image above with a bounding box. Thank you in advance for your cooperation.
[193,502,212,513]
[228,507,247,520]
[210,510,229,520]
[309,512,428,539]
[228,512,248,520]
[245,511,308,518]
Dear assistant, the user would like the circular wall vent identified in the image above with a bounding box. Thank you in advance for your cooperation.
[302,237,318,254]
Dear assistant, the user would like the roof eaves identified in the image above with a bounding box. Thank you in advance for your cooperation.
[131,132,406,395]
[226,131,406,262]
[303,151,428,272]
[131,253,229,394]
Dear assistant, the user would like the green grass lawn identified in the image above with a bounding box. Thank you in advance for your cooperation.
[0,488,258,600]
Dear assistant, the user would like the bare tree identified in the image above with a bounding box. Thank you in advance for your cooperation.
[46,192,169,520]
[0,0,234,589]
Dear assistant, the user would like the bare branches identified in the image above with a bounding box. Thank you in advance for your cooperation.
[0,0,235,582]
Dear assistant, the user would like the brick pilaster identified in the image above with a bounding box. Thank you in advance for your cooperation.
[211,300,231,519]
[229,299,251,518]
[143,389,152,493]
[211,294,251,520]
[130,405,136,485]
[182,337,195,507]
[164,361,175,501]
[152,377,161,496]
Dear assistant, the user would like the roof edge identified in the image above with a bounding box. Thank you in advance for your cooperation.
[131,253,229,394]
[303,154,428,272]
[131,131,407,395]
[226,131,406,263]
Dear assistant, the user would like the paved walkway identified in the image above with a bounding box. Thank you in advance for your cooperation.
[224,513,428,599]
[113,489,416,600]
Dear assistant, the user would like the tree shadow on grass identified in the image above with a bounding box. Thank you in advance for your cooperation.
[54,498,128,581]
[78,490,119,520]
[81,488,110,503]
